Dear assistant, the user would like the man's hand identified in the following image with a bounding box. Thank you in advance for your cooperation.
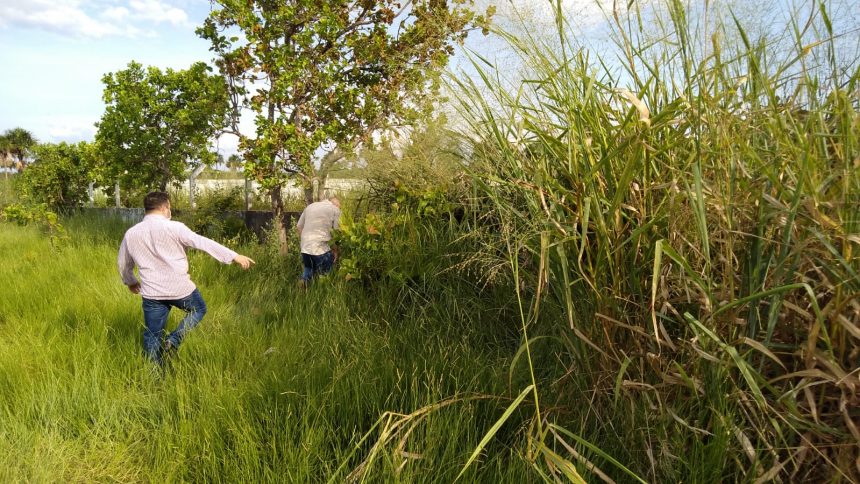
[128,283,141,294]
[233,254,256,270]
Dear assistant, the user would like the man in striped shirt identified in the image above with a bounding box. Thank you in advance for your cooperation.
[118,191,255,365]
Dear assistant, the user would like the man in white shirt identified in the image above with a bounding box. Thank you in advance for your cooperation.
[118,191,255,365]
[295,196,341,284]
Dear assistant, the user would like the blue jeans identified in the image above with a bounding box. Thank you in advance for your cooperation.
[301,251,334,283]
[141,289,207,363]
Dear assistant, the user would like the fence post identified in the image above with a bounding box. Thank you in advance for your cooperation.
[312,177,320,202]
[114,181,121,208]
[244,177,252,210]
[189,176,196,209]
[88,182,95,207]
[189,164,207,209]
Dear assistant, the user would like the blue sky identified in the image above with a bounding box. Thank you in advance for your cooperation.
[0,0,613,158]
[0,0,229,148]
[2,0,856,158]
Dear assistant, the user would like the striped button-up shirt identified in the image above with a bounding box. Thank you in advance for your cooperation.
[118,214,237,300]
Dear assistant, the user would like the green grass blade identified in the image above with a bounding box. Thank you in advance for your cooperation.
[456,384,535,481]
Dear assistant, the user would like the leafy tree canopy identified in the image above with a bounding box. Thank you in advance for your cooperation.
[94,61,230,191]
[18,142,96,209]
[0,127,37,169]
[197,0,492,202]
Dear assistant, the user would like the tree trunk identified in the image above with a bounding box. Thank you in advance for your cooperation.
[158,159,171,192]
[270,185,289,255]
[304,181,315,205]
[317,148,345,202]
[318,173,328,200]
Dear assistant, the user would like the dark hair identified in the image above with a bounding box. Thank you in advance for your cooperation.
[144,191,170,212]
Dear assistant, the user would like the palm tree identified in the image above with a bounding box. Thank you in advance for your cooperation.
[227,154,242,173]
[2,128,37,171]
[0,134,12,179]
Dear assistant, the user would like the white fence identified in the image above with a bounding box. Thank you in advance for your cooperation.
[91,177,365,208]
[179,178,363,196]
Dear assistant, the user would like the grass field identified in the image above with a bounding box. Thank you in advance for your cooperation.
[2,1,858,481]
[0,217,534,482]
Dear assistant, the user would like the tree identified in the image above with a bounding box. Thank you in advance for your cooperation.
[94,61,229,192]
[0,135,11,177]
[18,142,96,209]
[197,0,491,251]
[226,153,242,173]
[1,128,37,172]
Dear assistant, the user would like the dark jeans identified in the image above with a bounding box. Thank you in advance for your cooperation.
[301,251,334,282]
[141,288,207,364]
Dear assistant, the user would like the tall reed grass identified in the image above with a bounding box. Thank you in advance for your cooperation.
[0,217,533,481]
[450,0,859,481]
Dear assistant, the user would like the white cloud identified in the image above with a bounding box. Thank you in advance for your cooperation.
[45,116,98,142]
[0,0,121,37]
[0,0,190,38]
[101,6,129,22]
[129,0,187,26]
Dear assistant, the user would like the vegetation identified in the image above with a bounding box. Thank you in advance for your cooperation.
[2,203,68,248]
[0,218,530,482]
[0,127,37,172]
[197,0,492,249]
[1,0,858,482]
[438,1,859,481]
[0,176,14,206]
[16,142,96,209]
[95,61,229,192]
[173,186,252,242]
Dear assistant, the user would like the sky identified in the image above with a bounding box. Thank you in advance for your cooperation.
[0,0,236,152]
[1,0,856,159]
[0,0,618,158]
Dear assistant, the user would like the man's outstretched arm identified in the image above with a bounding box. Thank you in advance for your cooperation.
[233,254,255,269]
[173,223,256,270]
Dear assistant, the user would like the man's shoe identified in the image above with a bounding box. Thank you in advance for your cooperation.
[162,339,178,363]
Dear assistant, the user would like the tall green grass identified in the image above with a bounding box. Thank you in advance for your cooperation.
[0,175,15,207]
[3,1,857,481]
[449,0,859,481]
[0,218,534,481]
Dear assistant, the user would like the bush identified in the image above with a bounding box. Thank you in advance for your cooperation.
[335,123,469,285]
[2,203,68,248]
[17,142,94,209]
[0,176,16,207]
[174,186,250,242]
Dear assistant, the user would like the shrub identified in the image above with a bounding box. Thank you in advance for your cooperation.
[2,203,68,248]
[336,124,469,285]
[17,142,95,209]
[175,186,250,242]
